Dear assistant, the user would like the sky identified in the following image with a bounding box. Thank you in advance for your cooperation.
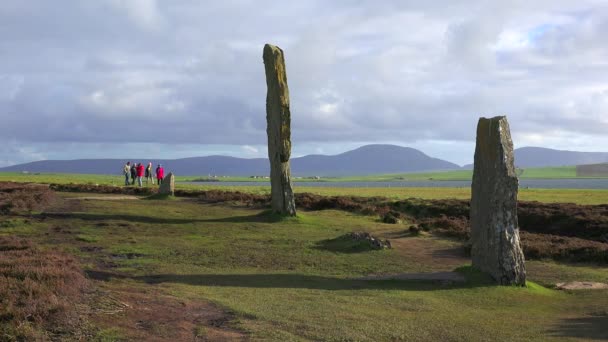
[1,0,607,167]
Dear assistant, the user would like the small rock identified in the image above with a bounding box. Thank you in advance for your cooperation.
[348,232,391,249]
[382,211,402,224]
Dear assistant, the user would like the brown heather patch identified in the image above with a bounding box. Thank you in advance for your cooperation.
[50,183,156,196]
[520,231,608,263]
[0,182,56,215]
[0,236,89,340]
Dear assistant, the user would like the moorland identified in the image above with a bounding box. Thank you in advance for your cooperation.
[0,174,607,341]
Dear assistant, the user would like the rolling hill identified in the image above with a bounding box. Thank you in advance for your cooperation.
[0,144,460,177]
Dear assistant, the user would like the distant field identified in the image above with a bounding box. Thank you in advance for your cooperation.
[186,166,602,182]
[332,166,594,181]
[1,172,607,204]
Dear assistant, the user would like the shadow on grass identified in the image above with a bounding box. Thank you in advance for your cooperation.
[196,210,302,224]
[548,313,608,340]
[36,210,290,225]
[86,267,496,291]
[37,212,202,225]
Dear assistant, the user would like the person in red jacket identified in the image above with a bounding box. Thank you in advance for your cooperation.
[156,164,164,185]
[136,163,145,187]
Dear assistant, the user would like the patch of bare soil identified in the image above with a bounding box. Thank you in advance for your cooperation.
[388,237,469,271]
[90,285,247,341]
[555,282,608,290]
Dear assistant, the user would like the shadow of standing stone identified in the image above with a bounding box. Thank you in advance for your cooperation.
[470,116,526,286]
[263,43,296,216]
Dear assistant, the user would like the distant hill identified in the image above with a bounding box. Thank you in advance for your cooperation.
[0,144,460,177]
[292,145,459,176]
[461,147,608,169]
[514,147,608,168]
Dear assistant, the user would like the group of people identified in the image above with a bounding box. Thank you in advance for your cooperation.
[123,162,165,187]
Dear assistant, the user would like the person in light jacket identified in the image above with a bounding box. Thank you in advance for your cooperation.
[123,162,131,186]
[145,162,154,185]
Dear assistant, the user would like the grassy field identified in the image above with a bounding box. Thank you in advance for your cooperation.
[2,165,604,187]
[1,171,607,205]
[2,191,607,341]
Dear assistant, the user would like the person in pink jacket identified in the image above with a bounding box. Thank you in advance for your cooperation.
[156,164,164,185]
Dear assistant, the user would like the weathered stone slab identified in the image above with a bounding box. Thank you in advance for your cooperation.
[263,43,296,216]
[159,172,175,196]
[470,116,526,285]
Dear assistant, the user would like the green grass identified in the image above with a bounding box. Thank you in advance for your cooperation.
[4,192,607,341]
[2,171,607,204]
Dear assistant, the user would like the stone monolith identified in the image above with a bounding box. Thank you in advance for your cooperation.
[263,44,296,216]
[470,116,526,285]
[159,172,175,196]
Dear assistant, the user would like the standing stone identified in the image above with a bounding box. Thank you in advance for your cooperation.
[159,172,175,196]
[470,116,526,285]
[263,44,296,216]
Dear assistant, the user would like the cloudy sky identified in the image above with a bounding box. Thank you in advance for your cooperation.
[1,0,607,167]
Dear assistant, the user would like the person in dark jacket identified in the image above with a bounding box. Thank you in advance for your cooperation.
[130,162,137,185]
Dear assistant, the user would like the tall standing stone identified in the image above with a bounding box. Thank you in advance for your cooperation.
[263,44,296,216]
[470,116,526,285]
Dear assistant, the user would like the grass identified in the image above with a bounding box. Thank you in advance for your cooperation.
[2,190,607,340]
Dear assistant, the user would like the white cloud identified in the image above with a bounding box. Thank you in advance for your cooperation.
[242,145,260,155]
[106,0,165,31]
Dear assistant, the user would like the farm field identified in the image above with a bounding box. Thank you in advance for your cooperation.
[1,180,607,340]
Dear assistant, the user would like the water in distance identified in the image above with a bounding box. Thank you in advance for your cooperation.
[180,179,608,189]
